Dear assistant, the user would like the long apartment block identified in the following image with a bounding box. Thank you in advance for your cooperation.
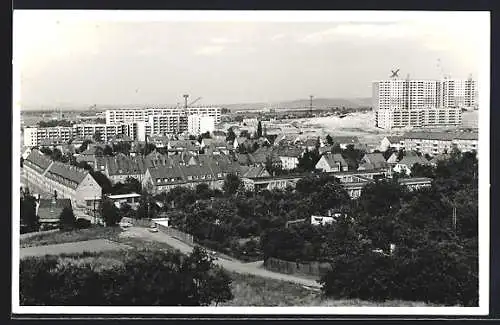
[372,77,478,129]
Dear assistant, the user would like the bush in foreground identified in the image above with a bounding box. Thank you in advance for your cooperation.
[20,246,233,306]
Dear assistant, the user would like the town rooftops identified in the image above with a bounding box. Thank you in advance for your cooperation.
[274,146,303,158]
[45,162,89,189]
[106,156,146,176]
[322,152,348,167]
[359,153,389,170]
[386,136,404,143]
[241,165,270,178]
[25,150,53,171]
[398,154,431,167]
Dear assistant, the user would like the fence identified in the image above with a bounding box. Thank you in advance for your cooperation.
[155,223,194,245]
[264,257,332,277]
[130,218,153,227]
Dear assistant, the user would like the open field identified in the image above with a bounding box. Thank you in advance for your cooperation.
[19,239,130,259]
[223,272,437,307]
[20,226,123,248]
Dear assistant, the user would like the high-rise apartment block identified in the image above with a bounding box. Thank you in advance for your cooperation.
[188,115,216,136]
[372,77,478,129]
[105,107,221,125]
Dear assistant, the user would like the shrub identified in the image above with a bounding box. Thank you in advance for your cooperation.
[320,239,478,306]
[20,247,234,306]
[75,218,92,229]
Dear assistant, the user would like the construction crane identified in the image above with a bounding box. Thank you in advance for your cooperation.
[390,68,400,78]
[188,97,202,107]
[183,94,190,109]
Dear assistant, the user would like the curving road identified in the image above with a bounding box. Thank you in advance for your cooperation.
[120,227,321,289]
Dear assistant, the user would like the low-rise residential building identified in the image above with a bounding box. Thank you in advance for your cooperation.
[141,155,242,194]
[331,136,360,149]
[386,152,400,166]
[36,197,72,229]
[24,150,102,208]
[167,139,201,155]
[402,131,478,155]
[379,136,405,152]
[200,139,231,155]
[103,155,147,184]
[357,153,389,172]
[393,154,432,175]
[274,146,303,170]
[315,153,349,172]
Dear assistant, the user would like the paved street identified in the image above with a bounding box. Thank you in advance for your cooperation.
[120,227,321,289]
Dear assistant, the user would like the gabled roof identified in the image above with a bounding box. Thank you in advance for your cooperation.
[398,154,431,168]
[387,152,400,164]
[321,152,348,168]
[236,153,256,165]
[386,136,404,143]
[359,153,388,170]
[168,140,200,150]
[45,162,89,189]
[251,146,275,164]
[242,165,271,178]
[110,134,133,142]
[203,138,229,148]
[274,146,303,158]
[106,156,146,176]
[25,150,52,171]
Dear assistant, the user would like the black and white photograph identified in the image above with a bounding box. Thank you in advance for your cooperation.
[12,10,490,316]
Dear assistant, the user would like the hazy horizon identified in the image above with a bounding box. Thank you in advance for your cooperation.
[14,11,487,109]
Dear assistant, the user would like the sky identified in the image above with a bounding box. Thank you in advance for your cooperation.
[13,11,489,108]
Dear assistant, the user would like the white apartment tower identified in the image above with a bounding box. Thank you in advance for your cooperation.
[373,76,477,129]
[23,126,73,147]
[105,107,222,124]
[188,115,215,136]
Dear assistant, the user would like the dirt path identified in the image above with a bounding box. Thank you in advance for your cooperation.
[120,227,321,289]
[20,239,129,259]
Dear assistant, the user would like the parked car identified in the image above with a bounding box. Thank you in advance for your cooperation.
[148,226,158,233]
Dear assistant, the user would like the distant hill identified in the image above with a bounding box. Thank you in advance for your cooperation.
[21,97,372,112]
[223,98,372,111]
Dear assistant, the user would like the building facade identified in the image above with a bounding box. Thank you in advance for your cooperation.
[373,77,477,129]
[23,126,73,147]
[24,150,102,208]
[105,107,222,125]
[402,131,478,155]
[188,115,215,136]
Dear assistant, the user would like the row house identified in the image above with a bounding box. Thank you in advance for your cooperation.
[24,150,102,208]
[103,154,147,184]
[141,154,242,194]
[402,131,478,155]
